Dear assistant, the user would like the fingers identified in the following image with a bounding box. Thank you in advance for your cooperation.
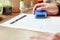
[33,3,45,12]
[29,32,54,40]
[29,36,40,40]
[53,33,60,40]
[55,33,60,38]
[33,3,48,14]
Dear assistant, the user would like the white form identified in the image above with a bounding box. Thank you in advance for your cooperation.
[0,13,60,34]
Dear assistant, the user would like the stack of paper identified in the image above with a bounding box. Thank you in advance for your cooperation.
[0,13,60,34]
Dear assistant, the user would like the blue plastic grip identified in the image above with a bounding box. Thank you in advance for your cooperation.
[34,10,47,18]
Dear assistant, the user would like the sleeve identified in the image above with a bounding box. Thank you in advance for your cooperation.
[57,3,60,15]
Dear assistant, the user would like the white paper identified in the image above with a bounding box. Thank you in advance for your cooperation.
[0,13,60,34]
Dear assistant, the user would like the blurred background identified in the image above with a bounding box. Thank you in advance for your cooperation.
[0,0,60,15]
[0,0,59,13]
[0,0,60,40]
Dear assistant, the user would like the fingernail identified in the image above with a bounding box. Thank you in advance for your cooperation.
[36,8,41,10]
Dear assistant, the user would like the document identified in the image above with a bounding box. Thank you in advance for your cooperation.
[0,13,60,34]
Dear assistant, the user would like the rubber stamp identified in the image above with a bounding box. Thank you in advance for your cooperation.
[34,10,47,19]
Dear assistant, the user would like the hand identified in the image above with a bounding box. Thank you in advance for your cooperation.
[53,33,60,40]
[33,3,58,16]
[29,32,54,40]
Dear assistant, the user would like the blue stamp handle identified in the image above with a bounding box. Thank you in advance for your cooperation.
[34,10,47,18]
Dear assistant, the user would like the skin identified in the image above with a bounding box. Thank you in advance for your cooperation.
[33,3,58,16]
[53,33,60,40]
[31,3,60,40]
[29,32,54,40]
[29,33,60,40]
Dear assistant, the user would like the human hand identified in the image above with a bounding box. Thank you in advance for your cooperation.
[29,32,54,40]
[33,3,58,16]
[53,33,60,40]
